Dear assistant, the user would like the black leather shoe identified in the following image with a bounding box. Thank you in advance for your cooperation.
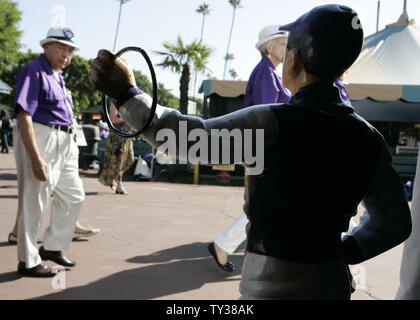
[207,242,235,272]
[17,262,56,277]
[39,246,76,267]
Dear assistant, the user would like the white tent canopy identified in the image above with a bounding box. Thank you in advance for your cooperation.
[345,9,420,103]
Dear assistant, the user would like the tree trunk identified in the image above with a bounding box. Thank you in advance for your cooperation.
[179,63,190,114]
[223,8,237,79]
[200,14,206,41]
[193,14,206,97]
[113,1,123,51]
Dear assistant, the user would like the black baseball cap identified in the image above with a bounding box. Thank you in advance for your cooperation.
[279,4,364,81]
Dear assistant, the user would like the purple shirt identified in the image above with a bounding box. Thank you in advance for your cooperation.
[334,79,351,105]
[14,54,73,127]
[100,129,109,139]
[243,56,291,107]
[243,56,351,109]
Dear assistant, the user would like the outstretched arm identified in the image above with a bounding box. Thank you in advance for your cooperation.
[90,49,279,174]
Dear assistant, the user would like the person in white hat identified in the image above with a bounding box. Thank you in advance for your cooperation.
[10,26,99,277]
[243,24,291,107]
[39,26,80,51]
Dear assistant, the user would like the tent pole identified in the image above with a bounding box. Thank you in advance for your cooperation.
[376,0,381,32]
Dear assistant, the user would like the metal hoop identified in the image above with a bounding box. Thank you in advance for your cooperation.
[102,46,158,138]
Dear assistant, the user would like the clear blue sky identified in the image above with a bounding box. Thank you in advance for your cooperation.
[15,0,420,98]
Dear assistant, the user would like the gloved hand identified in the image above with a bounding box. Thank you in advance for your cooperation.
[90,49,136,98]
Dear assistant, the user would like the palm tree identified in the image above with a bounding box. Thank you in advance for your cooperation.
[224,53,235,77]
[196,2,211,41]
[113,0,131,51]
[193,3,211,97]
[229,68,238,80]
[155,36,213,114]
[223,0,242,79]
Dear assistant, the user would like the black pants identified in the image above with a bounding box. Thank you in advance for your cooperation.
[1,132,9,153]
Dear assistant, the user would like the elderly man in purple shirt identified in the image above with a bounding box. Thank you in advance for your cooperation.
[13,27,85,277]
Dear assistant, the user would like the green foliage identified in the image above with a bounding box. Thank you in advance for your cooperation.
[158,83,179,110]
[156,36,212,73]
[155,36,213,114]
[228,0,242,9]
[133,70,179,109]
[0,50,38,108]
[0,50,177,114]
[133,70,152,94]
[229,68,238,80]
[0,0,178,114]
[0,0,22,77]
[62,56,102,114]
[196,2,210,15]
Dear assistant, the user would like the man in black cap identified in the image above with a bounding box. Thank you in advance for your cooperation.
[90,4,411,299]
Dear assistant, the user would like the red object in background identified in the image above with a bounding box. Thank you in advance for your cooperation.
[92,114,102,120]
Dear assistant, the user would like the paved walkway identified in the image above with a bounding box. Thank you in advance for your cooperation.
[0,149,406,300]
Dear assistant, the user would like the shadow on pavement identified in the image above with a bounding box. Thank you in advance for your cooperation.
[0,271,21,283]
[33,242,244,300]
[0,241,15,248]
[85,192,99,196]
[127,242,216,264]
[0,195,17,199]
[78,171,99,179]
[0,173,17,180]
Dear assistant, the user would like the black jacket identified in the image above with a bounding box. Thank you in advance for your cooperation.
[244,83,410,263]
[120,81,412,265]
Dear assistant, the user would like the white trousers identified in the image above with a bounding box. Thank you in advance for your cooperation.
[214,212,248,255]
[14,122,85,268]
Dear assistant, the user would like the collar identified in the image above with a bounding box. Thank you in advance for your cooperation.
[261,55,275,69]
[39,54,65,85]
[38,54,54,76]
[289,82,354,113]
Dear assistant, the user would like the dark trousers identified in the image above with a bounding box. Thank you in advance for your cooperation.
[1,132,9,153]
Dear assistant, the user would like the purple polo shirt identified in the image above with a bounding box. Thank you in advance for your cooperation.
[14,54,73,127]
[243,56,291,107]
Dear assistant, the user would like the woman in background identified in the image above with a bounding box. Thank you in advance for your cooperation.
[99,102,134,194]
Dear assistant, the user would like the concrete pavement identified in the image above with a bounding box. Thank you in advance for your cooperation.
[0,149,407,300]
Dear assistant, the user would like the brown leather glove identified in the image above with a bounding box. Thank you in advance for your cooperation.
[89,49,136,98]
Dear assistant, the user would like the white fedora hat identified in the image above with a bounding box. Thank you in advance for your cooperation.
[255,25,288,50]
[40,27,80,51]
